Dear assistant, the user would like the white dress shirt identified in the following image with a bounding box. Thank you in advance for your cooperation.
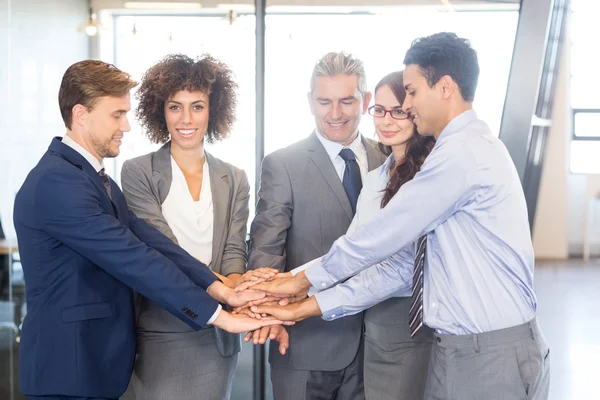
[315,129,368,183]
[162,156,214,266]
[303,110,537,335]
[162,155,221,324]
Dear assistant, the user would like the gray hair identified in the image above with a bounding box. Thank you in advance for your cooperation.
[310,52,368,96]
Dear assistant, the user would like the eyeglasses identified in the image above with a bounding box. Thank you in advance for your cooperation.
[368,106,411,120]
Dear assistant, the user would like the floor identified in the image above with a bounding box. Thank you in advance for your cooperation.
[534,260,600,400]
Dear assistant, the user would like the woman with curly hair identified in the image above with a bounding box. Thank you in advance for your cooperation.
[120,54,284,400]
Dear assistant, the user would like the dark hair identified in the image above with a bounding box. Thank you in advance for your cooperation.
[59,60,137,129]
[403,32,479,102]
[136,54,237,144]
[375,71,435,208]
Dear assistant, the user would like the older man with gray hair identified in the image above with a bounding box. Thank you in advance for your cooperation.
[248,52,386,399]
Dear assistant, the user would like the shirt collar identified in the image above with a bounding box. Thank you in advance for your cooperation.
[315,128,363,162]
[61,134,105,173]
[437,109,478,143]
[380,154,396,177]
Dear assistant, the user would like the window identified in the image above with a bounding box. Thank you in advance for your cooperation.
[264,9,519,155]
[570,0,600,173]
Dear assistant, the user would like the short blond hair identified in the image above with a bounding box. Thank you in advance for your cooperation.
[59,60,138,129]
[310,52,368,95]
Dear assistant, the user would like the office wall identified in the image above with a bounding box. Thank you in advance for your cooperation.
[0,0,90,238]
[532,34,570,260]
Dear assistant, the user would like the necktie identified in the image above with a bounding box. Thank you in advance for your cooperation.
[98,168,112,200]
[409,235,427,337]
[338,148,362,214]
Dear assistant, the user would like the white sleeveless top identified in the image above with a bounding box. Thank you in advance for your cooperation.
[161,156,214,267]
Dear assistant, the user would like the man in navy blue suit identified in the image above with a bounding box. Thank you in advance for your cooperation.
[13,60,284,400]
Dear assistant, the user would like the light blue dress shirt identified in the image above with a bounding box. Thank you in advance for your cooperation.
[302,110,537,335]
[292,154,415,320]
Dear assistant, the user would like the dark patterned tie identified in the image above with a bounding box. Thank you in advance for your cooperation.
[98,168,112,200]
[338,148,362,214]
[409,235,427,337]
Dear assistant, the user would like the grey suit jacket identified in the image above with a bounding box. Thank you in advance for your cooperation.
[249,132,386,371]
[121,141,250,357]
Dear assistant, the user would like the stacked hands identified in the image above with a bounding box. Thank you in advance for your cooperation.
[211,268,322,356]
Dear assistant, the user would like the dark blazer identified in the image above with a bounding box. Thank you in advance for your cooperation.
[13,137,220,398]
[121,141,250,356]
[249,132,386,371]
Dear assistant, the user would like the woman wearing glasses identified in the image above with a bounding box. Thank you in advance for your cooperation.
[120,54,284,400]
[360,71,435,399]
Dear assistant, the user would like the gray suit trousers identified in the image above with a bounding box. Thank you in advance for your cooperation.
[129,328,238,400]
[363,297,433,400]
[425,318,550,400]
[270,340,365,400]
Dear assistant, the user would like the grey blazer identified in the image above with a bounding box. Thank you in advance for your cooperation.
[121,141,250,357]
[249,132,386,371]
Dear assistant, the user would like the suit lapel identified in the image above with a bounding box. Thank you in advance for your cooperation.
[362,136,386,172]
[307,132,354,220]
[151,142,173,204]
[207,153,229,273]
[50,137,118,217]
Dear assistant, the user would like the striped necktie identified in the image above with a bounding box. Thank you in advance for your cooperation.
[409,235,427,337]
[98,168,112,200]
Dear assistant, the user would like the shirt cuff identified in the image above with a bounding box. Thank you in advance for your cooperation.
[206,304,222,325]
[313,288,345,321]
[303,257,338,291]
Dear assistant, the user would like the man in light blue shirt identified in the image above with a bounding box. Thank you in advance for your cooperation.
[248,32,550,399]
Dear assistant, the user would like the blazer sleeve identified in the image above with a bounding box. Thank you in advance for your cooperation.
[248,152,293,272]
[220,170,250,276]
[36,167,219,329]
[121,159,178,244]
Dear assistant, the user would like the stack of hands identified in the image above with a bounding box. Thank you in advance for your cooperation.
[207,268,322,356]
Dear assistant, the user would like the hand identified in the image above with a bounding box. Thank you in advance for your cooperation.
[234,293,308,313]
[238,271,311,298]
[207,282,266,308]
[244,325,289,355]
[239,268,280,284]
[235,271,292,292]
[211,310,292,334]
[226,289,268,308]
[250,296,322,322]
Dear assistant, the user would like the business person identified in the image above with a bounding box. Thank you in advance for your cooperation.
[359,71,434,399]
[13,60,282,400]
[121,54,287,400]
[248,52,386,400]
[248,33,550,400]
[239,71,435,399]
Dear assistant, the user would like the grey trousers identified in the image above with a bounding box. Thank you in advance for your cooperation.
[270,340,365,400]
[363,297,433,400]
[128,328,238,400]
[425,318,550,400]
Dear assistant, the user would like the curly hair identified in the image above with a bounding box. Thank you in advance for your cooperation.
[375,71,436,208]
[136,54,238,144]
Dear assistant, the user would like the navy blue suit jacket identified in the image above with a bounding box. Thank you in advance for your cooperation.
[13,138,220,398]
